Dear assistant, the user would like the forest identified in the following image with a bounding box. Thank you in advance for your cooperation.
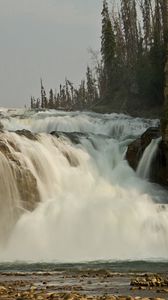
[31,0,168,116]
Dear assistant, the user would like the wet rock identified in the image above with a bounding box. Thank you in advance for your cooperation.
[126,127,160,170]
[138,286,147,290]
[125,137,141,170]
[0,140,11,155]
[0,285,7,294]
[62,150,79,167]
[154,140,168,186]
[13,166,40,211]
[50,131,88,145]
[153,298,166,300]
[0,121,4,131]
[15,129,37,141]
[0,132,40,243]
[0,133,40,211]
[37,295,44,300]
[130,275,168,288]
[130,287,138,291]
[125,126,168,186]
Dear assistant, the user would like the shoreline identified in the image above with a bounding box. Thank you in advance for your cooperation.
[0,270,167,300]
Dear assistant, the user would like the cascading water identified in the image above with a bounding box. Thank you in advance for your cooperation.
[0,109,168,262]
[137,137,161,179]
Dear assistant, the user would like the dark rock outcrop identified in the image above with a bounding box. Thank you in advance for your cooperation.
[126,127,161,170]
[155,140,168,186]
[50,131,88,144]
[0,121,4,131]
[126,125,168,186]
[15,129,37,141]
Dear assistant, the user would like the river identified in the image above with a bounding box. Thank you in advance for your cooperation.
[0,108,168,266]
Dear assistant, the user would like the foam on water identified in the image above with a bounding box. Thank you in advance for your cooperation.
[0,109,167,262]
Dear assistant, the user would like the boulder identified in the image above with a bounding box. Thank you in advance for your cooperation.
[15,129,37,141]
[154,141,168,186]
[50,131,88,144]
[0,121,4,131]
[126,127,160,170]
[126,125,168,186]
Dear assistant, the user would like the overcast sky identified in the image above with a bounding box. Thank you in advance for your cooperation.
[0,0,102,107]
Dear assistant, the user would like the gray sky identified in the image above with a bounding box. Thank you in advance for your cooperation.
[0,0,102,107]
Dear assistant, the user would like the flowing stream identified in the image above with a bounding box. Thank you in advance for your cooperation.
[0,109,168,262]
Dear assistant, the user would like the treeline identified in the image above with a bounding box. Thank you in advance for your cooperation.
[31,0,168,112]
[99,0,168,111]
[31,68,99,110]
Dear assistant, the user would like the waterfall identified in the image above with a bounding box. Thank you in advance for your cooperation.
[137,137,161,179]
[0,109,168,262]
[0,151,21,243]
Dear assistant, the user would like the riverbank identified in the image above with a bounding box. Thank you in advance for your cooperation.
[92,104,163,119]
[0,269,167,300]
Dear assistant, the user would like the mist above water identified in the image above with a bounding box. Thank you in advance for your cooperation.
[0,109,168,262]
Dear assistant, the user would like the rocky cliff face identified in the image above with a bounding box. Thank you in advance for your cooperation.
[0,130,40,209]
[0,130,40,242]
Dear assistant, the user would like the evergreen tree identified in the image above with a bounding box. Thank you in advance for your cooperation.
[30,0,167,114]
[121,0,138,67]
[101,0,116,101]
[86,66,96,105]
[41,79,48,108]
[48,89,54,109]
[31,97,34,109]
[141,0,152,50]
[159,0,168,46]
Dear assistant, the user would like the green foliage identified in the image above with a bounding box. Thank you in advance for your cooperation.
[101,0,116,101]
[98,0,167,111]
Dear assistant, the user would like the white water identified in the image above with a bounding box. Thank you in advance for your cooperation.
[137,137,161,179]
[0,109,168,262]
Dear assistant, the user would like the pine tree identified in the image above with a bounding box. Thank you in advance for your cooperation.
[158,0,168,47]
[31,97,34,109]
[141,0,152,50]
[121,0,138,66]
[78,80,86,109]
[101,0,116,101]
[86,66,95,105]
[48,89,54,109]
[40,79,47,108]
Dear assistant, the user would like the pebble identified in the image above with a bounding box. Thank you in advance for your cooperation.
[0,273,167,300]
[0,285,7,293]
[37,296,44,300]
[130,275,168,288]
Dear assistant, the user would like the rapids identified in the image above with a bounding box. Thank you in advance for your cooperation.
[0,109,168,262]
